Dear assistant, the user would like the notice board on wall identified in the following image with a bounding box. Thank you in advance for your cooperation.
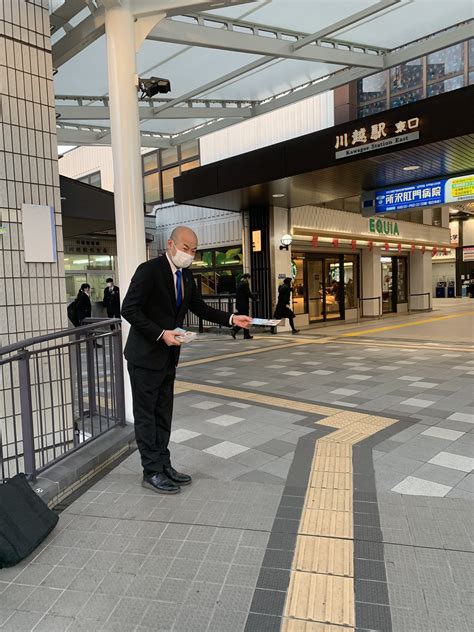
[22,204,57,263]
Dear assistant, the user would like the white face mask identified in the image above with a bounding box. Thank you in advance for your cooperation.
[170,241,194,269]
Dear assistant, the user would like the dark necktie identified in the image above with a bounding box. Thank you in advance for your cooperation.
[176,270,183,308]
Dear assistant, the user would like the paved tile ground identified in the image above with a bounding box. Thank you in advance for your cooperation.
[1,304,473,631]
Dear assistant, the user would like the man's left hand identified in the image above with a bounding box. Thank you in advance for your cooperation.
[233,315,252,329]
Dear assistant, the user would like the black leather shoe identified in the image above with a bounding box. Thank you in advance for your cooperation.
[244,335,254,340]
[164,466,192,486]
[231,329,237,339]
[292,329,300,335]
[142,473,180,494]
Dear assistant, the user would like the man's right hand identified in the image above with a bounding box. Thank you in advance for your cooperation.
[161,330,182,346]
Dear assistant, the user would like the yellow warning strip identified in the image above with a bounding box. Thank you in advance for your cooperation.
[283,412,398,631]
[335,338,474,353]
[179,337,332,367]
[340,311,472,337]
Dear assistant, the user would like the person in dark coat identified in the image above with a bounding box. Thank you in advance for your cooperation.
[231,273,254,340]
[274,277,299,334]
[76,284,92,325]
[121,226,252,495]
[103,278,121,318]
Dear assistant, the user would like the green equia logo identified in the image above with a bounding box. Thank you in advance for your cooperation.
[369,218,399,236]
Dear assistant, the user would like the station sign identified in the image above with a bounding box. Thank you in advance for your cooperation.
[374,173,474,214]
[335,117,420,159]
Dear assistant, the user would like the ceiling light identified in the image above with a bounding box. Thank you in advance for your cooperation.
[272,193,285,198]
[450,210,459,214]
[403,165,420,171]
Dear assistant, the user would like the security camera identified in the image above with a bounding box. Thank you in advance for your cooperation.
[138,77,171,100]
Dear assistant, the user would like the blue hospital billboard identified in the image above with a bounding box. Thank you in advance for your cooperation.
[375,173,474,214]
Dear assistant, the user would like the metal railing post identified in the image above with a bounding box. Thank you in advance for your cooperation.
[112,330,126,426]
[85,333,97,418]
[18,350,37,481]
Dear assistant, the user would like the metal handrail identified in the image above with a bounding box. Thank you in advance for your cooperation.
[0,318,122,356]
[0,320,125,481]
[359,296,382,319]
[409,292,432,312]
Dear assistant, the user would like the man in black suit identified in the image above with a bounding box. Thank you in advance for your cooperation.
[121,226,252,495]
[231,273,254,340]
[103,278,121,319]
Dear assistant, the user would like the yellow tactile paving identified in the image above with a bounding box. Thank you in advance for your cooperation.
[284,571,355,628]
[315,411,369,429]
[310,455,352,473]
[281,620,354,632]
[338,338,473,352]
[312,443,352,459]
[299,509,352,538]
[175,382,339,416]
[309,470,352,490]
[293,536,353,577]
[304,488,353,512]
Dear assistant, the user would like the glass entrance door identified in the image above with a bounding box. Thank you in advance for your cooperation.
[381,258,395,313]
[325,258,342,320]
[307,257,343,322]
[307,259,324,321]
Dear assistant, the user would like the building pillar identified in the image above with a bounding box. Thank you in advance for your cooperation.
[270,207,292,331]
[361,247,382,317]
[104,2,147,422]
[409,249,432,310]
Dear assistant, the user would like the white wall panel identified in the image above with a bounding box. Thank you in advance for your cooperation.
[58,146,115,191]
[200,92,334,165]
[154,204,242,252]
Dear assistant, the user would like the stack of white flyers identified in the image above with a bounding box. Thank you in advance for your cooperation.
[174,328,197,343]
[251,318,281,326]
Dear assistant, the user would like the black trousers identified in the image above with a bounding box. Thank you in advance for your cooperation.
[128,355,176,477]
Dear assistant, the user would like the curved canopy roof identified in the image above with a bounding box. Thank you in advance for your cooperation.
[50,0,473,148]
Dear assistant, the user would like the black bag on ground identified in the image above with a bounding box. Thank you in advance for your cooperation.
[0,474,59,568]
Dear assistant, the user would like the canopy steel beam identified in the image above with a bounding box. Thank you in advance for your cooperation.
[56,104,252,119]
[56,123,172,147]
[52,7,106,68]
[148,18,385,68]
[50,0,88,34]
[293,0,402,50]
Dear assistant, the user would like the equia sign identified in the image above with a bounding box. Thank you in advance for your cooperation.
[369,218,399,236]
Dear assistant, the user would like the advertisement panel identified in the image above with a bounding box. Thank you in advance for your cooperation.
[374,173,474,214]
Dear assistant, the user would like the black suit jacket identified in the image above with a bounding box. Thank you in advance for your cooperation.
[103,286,120,316]
[121,255,232,370]
[76,292,91,324]
[235,281,251,315]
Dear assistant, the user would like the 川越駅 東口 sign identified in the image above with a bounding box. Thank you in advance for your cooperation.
[375,173,474,214]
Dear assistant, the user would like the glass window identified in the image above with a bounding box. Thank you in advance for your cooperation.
[343,255,358,310]
[65,256,89,271]
[161,147,178,167]
[397,258,407,303]
[180,139,199,161]
[143,151,158,173]
[198,272,216,295]
[427,75,464,96]
[390,88,423,108]
[216,270,237,293]
[470,71,474,85]
[390,58,423,95]
[78,171,101,188]
[357,99,387,118]
[180,159,200,173]
[89,254,114,270]
[215,247,243,266]
[292,256,305,315]
[162,166,180,201]
[427,43,464,82]
[191,250,213,268]
[357,71,387,104]
[143,172,161,204]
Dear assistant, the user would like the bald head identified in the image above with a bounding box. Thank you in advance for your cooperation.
[167,226,198,263]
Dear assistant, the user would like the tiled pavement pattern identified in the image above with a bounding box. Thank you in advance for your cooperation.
[0,321,473,631]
